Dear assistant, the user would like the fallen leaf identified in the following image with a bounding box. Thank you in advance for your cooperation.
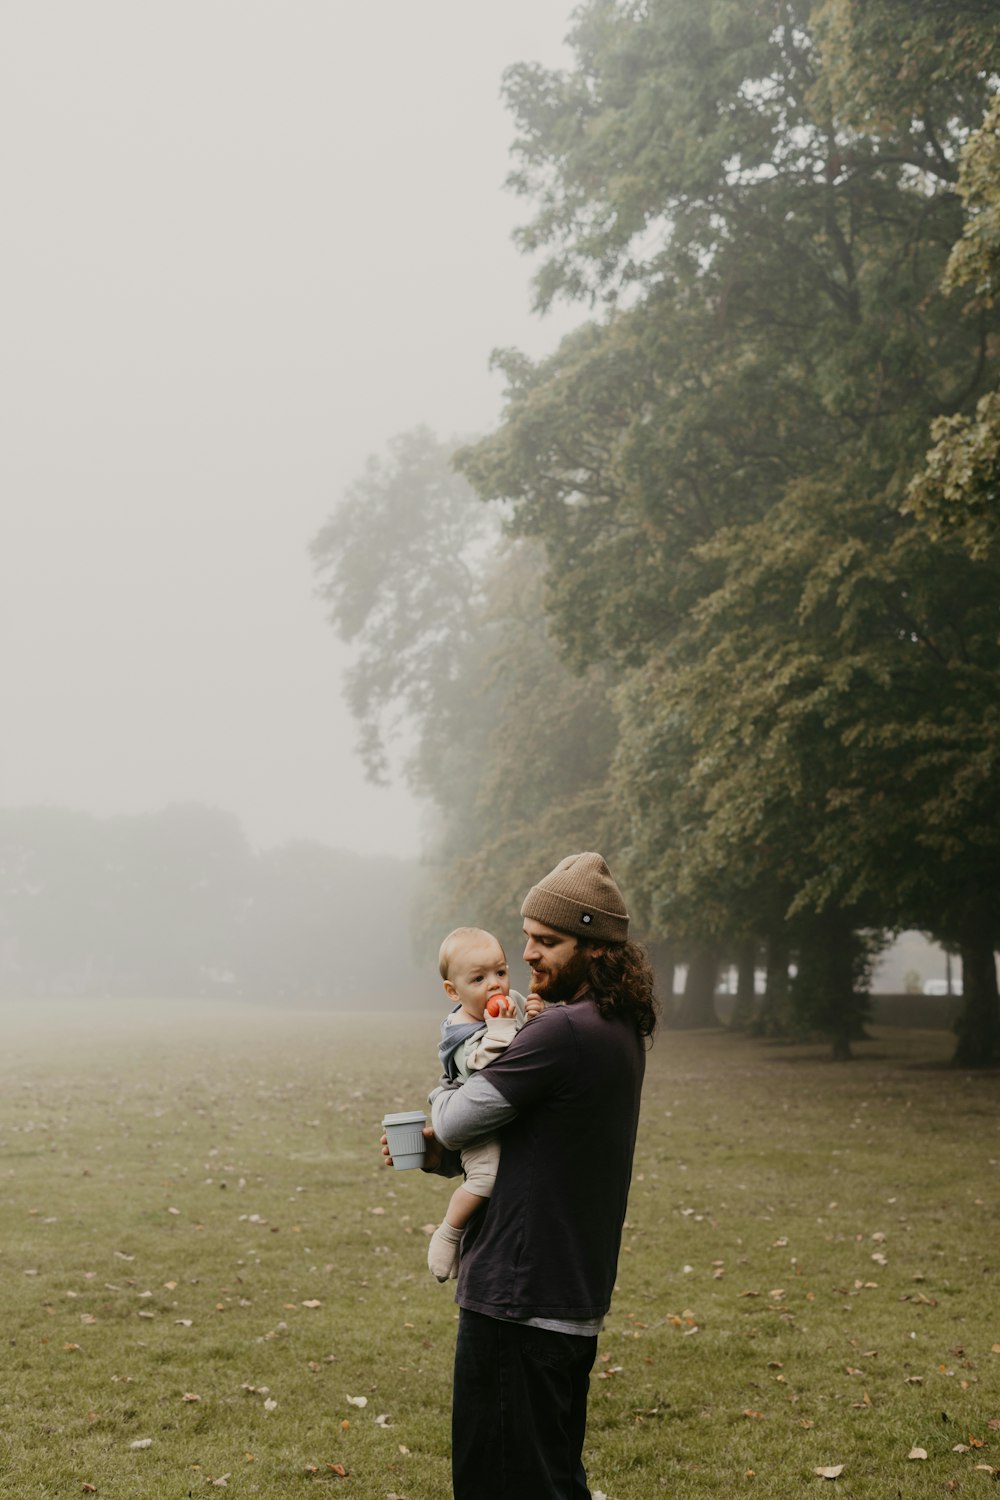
[346,1394,368,1408]
[210,1475,230,1487]
[953,1444,970,1453]
[340,1420,350,1431]
[813,1465,844,1479]
[263,1398,277,1411]
[907,1446,928,1460]
[374,1413,391,1426]
[327,1463,348,1477]
[182,1392,200,1403]
[301,1299,322,1309]
[82,1486,97,1494]
[742,1409,766,1420]
[800,1419,815,1429]
[129,1438,153,1450]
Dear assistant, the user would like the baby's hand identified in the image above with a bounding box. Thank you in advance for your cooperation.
[524,996,545,1021]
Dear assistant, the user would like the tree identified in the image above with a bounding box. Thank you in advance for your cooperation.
[240,842,419,1007]
[906,94,1000,565]
[312,430,626,971]
[459,0,1000,1057]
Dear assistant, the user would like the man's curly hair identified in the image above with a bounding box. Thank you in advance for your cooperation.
[586,941,660,1041]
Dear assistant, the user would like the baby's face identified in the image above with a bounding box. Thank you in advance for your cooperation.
[445,937,510,1017]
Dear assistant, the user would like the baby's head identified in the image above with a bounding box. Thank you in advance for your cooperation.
[438,926,510,1018]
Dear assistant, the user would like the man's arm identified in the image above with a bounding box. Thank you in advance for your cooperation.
[430,1072,518,1150]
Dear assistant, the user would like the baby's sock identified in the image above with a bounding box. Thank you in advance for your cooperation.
[427,1220,463,1282]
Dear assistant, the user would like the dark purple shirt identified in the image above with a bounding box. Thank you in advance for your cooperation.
[454,995,646,1322]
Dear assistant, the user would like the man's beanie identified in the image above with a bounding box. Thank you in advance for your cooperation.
[520,852,629,945]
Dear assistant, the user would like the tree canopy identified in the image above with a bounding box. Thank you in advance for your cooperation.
[318,1,1000,1061]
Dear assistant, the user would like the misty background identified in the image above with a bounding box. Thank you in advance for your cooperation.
[1,3,573,857]
[1,3,577,1000]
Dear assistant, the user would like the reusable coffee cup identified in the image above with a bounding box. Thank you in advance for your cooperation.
[382,1110,427,1170]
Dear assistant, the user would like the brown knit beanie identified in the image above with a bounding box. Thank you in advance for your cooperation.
[520,852,629,945]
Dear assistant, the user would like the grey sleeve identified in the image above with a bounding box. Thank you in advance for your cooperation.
[430,1074,518,1150]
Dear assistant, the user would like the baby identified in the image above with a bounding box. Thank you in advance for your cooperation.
[427,926,544,1281]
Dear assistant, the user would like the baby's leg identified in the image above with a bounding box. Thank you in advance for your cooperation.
[427,1139,500,1282]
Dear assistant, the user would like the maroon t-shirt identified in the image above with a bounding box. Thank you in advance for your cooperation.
[455,994,646,1322]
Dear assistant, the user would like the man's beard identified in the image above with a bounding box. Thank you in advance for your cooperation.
[529,945,593,1003]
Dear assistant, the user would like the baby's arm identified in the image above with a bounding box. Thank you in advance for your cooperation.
[465,992,523,1072]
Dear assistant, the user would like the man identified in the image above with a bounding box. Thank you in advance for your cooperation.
[425,852,658,1500]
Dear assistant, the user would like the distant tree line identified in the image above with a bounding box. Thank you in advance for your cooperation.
[313,1,1000,1064]
[0,805,419,1006]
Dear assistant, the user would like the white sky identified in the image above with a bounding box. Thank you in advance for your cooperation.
[0,2,579,856]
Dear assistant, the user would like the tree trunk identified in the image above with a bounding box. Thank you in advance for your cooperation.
[756,929,792,1036]
[671,944,721,1029]
[953,897,999,1068]
[728,937,758,1031]
[791,910,869,1060]
[646,940,677,1025]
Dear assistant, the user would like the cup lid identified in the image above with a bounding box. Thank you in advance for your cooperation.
[382,1110,427,1127]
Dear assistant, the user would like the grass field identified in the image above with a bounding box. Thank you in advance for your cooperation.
[0,1000,997,1499]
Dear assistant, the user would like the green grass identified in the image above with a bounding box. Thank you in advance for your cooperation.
[0,1001,997,1499]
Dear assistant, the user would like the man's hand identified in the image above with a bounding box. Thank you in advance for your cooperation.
[524,995,546,1020]
[380,1124,445,1172]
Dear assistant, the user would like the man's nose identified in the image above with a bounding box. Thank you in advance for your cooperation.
[523,938,539,964]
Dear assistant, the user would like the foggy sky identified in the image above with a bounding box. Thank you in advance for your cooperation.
[1,2,576,857]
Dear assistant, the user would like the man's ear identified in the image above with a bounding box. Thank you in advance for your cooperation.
[584,943,607,960]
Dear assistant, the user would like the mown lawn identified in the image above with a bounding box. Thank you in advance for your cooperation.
[0,1000,997,1499]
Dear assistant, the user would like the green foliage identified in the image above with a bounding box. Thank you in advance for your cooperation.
[906,96,1000,564]
[456,0,1000,1060]
[313,428,622,963]
[311,426,494,789]
[314,8,1000,1060]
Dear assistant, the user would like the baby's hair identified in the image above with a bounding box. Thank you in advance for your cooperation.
[438,926,505,981]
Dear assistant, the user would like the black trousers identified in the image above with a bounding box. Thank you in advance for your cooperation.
[452,1307,598,1500]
